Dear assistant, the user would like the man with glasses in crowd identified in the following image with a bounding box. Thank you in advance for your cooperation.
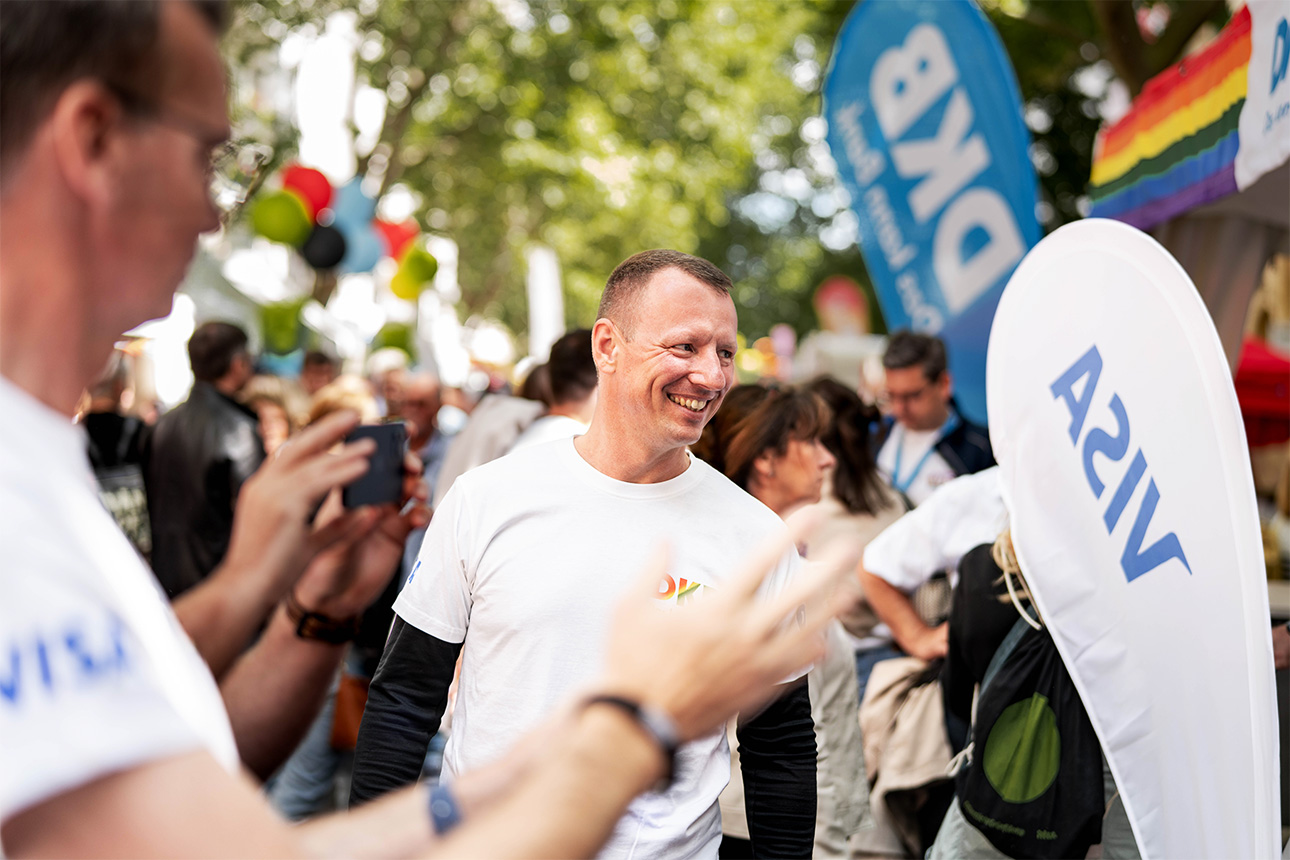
[853,333,996,674]
[874,331,993,508]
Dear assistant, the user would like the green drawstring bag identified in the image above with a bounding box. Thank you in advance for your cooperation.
[954,618,1104,858]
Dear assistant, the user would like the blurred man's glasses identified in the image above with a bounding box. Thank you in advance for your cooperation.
[876,381,931,409]
[103,80,272,221]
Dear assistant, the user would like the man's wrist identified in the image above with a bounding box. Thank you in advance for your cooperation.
[282,591,361,644]
[583,694,679,791]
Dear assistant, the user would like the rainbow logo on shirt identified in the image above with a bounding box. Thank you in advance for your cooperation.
[655,574,712,605]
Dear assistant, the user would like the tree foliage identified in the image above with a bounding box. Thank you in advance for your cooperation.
[221,0,1230,345]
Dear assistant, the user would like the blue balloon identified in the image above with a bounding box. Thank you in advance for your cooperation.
[338,221,384,274]
[330,179,377,232]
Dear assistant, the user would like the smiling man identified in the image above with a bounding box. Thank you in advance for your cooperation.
[352,250,817,858]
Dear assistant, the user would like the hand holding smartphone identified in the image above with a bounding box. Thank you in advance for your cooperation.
[342,422,407,509]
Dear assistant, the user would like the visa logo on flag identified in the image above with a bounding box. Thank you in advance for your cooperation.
[1050,345,1192,583]
[1271,17,1288,93]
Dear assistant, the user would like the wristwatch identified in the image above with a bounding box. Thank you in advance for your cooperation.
[584,694,680,791]
[283,592,361,644]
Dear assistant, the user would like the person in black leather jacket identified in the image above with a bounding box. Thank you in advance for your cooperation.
[143,321,264,598]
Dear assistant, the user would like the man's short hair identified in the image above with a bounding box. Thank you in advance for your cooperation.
[0,0,226,178]
[189,321,249,383]
[883,330,947,382]
[546,329,597,405]
[597,250,732,335]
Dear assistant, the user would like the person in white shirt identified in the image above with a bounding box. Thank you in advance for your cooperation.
[859,467,1008,661]
[353,251,820,858]
[508,328,597,453]
[0,3,857,856]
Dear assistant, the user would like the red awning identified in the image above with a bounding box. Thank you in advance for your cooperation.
[1234,337,1290,446]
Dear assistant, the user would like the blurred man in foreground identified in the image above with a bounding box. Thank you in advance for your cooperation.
[0,2,849,856]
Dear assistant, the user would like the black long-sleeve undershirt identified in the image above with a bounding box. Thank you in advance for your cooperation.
[351,617,818,859]
[349,617,460,806]
[737,679,816,859]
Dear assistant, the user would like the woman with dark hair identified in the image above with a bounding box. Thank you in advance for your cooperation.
[799,377,908,701]
[694,383,867,859]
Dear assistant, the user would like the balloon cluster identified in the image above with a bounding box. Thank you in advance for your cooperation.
[249,164,437,299]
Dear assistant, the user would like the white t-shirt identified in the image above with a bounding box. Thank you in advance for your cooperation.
[876,423,958,506]
[507,414,588,453]
[0,377,238,832]
[395,437,801,860]
[863,466,1008,593]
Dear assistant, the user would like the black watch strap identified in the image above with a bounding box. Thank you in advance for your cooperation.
[585,694,680,791]
[284,592,361,644]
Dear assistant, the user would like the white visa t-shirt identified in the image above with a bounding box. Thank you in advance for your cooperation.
[0,377,239,831]
[395,437,801,860]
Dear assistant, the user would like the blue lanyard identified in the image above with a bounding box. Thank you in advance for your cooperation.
[891,412,960,494]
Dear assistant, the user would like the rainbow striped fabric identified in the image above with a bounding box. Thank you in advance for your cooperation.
[1089,6,1252,229]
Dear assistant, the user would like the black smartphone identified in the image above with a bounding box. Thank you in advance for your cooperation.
[342,422,407,509]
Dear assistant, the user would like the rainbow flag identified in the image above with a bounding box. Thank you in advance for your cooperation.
[1089,6,1252,229]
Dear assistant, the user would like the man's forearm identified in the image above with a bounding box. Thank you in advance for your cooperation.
[173,561,278,680]
[220,604,346,780]
[296,783,435,860]
[860,568,931,652]
[350,618,460,805]
[433,704,665,859]
[738,680,816,858]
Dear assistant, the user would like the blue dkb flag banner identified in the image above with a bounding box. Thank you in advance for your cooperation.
[823,0,1040,426]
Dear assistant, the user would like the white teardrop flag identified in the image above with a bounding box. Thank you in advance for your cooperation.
[986,218,1280,859]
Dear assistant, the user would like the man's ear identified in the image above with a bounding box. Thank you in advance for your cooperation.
[48,80,124,206]
[938,370,953,401]
[591,318,619,376]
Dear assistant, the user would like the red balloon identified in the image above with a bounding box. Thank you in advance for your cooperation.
[374,219,419,260]
[281,165,333,221]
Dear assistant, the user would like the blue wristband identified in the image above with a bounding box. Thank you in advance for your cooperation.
[428,784,462,836]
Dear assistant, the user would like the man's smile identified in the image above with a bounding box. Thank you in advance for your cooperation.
[667,393,709,413]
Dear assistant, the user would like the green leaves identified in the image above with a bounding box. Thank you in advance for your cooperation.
[222,0,1224,347]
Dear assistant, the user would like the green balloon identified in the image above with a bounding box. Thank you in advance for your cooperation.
[261,298,307,355]
[250,190,312,246]
[398,245,439,285]
[371,322,414,358]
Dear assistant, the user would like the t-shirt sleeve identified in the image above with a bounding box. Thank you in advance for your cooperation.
[0,565,209,824]
[863,467,1005,591]
[862,501,950,591]
[392,479,475,644]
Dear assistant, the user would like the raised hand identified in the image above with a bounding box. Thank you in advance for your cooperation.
[597,514,861,742]
[217,410,378,604]
[291,449,431,620]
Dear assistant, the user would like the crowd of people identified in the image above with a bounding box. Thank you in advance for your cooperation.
[3,2,1288,859]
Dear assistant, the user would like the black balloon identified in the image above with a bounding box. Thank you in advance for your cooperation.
[301,224,347,269]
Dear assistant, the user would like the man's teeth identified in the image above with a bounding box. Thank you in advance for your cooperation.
[668,395,707,412]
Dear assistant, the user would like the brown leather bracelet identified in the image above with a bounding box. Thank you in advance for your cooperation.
[283,591,361,644]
